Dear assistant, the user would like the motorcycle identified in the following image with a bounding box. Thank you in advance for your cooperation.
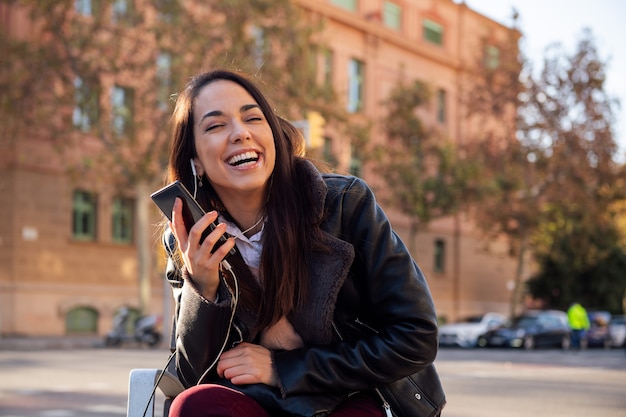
[105,306,162,348]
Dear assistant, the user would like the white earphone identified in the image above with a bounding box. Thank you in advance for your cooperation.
[190,159,200,198]
[190,158,198,177]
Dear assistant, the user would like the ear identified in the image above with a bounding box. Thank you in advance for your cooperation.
[192,158,205,176]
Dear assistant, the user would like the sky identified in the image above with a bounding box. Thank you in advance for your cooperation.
[463,0,626,156]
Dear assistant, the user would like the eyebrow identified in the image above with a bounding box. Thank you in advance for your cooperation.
[199,104,261,122]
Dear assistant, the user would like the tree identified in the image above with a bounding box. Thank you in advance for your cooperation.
[466,17,624,314]
[526,206,626,312]
[463,10,531,317]
[1,0,351,312]
[373,78,476,254]
[522,29,625,311]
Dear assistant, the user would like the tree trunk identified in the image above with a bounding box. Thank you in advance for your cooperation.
[510,232,528,318]
[135,181,152,314]
[408,220,419,257]
[453,213,461,322]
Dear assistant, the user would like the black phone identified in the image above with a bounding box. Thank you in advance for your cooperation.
[150,180,236,256]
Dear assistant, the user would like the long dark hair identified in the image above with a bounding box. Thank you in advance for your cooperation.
[166,69,326,330]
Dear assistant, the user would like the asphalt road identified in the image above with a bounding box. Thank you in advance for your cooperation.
[436,347,626,417]
[0,345,625,417]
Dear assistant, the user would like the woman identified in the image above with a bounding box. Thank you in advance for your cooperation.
[162,69,445,417]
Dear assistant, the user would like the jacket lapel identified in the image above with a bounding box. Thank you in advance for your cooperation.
[289,232,355,345]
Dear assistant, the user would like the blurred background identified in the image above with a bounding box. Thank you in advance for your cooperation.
[1,0,625,348]
[466,0,626,153]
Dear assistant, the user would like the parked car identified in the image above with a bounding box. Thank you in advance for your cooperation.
[608,315,626,348]
[585,311,612,348]
[439,312,507,347]
[477,310,571,350]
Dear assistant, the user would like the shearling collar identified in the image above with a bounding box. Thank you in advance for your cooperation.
[287,159,355,345]
[228,160,355,346]
[296,159,327,223]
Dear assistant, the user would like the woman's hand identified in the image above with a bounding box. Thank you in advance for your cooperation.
[170,197,236,301]
[217,342,277,386]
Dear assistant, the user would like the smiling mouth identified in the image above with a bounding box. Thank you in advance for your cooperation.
[228,151,260,167]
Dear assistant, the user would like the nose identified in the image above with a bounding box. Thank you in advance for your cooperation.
[230,120,251,143]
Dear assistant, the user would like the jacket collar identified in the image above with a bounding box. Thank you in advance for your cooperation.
[287,160,355,344]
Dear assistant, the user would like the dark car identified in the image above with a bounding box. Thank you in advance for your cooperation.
[585,311,612,348]
[477,310,571,350]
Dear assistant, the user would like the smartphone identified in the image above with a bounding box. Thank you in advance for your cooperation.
[150,180,236,256]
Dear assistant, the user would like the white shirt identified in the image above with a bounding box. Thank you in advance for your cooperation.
[219,215,304,350]
[220,215,264,281]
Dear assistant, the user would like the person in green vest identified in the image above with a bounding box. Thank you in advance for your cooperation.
[567,302,590,350]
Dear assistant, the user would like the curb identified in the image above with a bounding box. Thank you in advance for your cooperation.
[0,336,105,351]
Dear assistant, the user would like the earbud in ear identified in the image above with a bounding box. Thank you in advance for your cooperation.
[190,159,198,177]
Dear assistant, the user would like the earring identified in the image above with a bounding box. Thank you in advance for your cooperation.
[197,175,203,188]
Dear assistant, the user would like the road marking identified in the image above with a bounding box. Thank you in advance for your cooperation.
[84,404,127,413]
[40,411,76,417]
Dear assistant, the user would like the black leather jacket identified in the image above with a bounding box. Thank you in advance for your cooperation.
[165,162,445,417]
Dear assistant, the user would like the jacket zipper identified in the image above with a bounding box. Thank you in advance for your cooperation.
[332,318,394,417]
[354,317,379,334]
[375,388,394,417]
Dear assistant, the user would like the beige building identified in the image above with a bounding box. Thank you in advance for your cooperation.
[301,0,525,321]
[0,0,526,338]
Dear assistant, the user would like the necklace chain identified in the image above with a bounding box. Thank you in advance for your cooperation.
[241,216,265,235]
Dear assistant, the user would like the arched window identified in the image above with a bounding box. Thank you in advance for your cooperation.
[66,306,99,334]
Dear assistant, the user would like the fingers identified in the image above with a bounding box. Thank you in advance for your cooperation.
[194,216,236,261]
[169,198,188,245]
[170,199,235,300]
[171,198,235,256]
[217,343,276,386]
[188,209,219,247]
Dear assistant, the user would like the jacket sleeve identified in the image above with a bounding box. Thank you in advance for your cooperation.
[273,176,439,396]
[174,279,238,388]
[162,229,238,388]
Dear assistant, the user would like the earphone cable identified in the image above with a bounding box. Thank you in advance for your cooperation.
[140,260,238,416]
[141,350,177,417]
[190,159,199,199]
[196,259,239,385]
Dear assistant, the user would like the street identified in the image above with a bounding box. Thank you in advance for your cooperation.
[437,347,626,417]
[0,345,625,417]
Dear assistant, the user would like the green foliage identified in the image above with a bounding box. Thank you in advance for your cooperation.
[521,30,624,311]
[463,20,531,248]
[374,79,474,236]
[527,230,626,313]
[1,0,355,313]
[1,0,349,183]
[464,15,625,314]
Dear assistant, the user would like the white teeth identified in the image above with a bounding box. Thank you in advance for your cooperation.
[228,151,259,166]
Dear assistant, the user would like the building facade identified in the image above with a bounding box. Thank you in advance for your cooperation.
[298,0,527,321]
[0,0,526,338]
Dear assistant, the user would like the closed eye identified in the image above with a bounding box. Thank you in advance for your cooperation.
[204,123,223,132]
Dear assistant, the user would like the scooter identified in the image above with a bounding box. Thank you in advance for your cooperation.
[105,306,162,348]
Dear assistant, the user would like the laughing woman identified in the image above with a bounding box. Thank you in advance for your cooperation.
[161,69,445,417]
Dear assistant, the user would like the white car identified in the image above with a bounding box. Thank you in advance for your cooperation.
[439,312,507,347]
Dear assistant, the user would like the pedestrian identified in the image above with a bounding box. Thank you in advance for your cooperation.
[158,69,445,417]
[567,301,590,350]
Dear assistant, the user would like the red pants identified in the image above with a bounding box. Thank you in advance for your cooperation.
[169,384,384,417]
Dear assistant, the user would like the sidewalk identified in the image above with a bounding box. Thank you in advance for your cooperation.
[0,335,105,350]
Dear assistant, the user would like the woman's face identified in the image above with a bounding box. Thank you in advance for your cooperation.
[192,80,276,201]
